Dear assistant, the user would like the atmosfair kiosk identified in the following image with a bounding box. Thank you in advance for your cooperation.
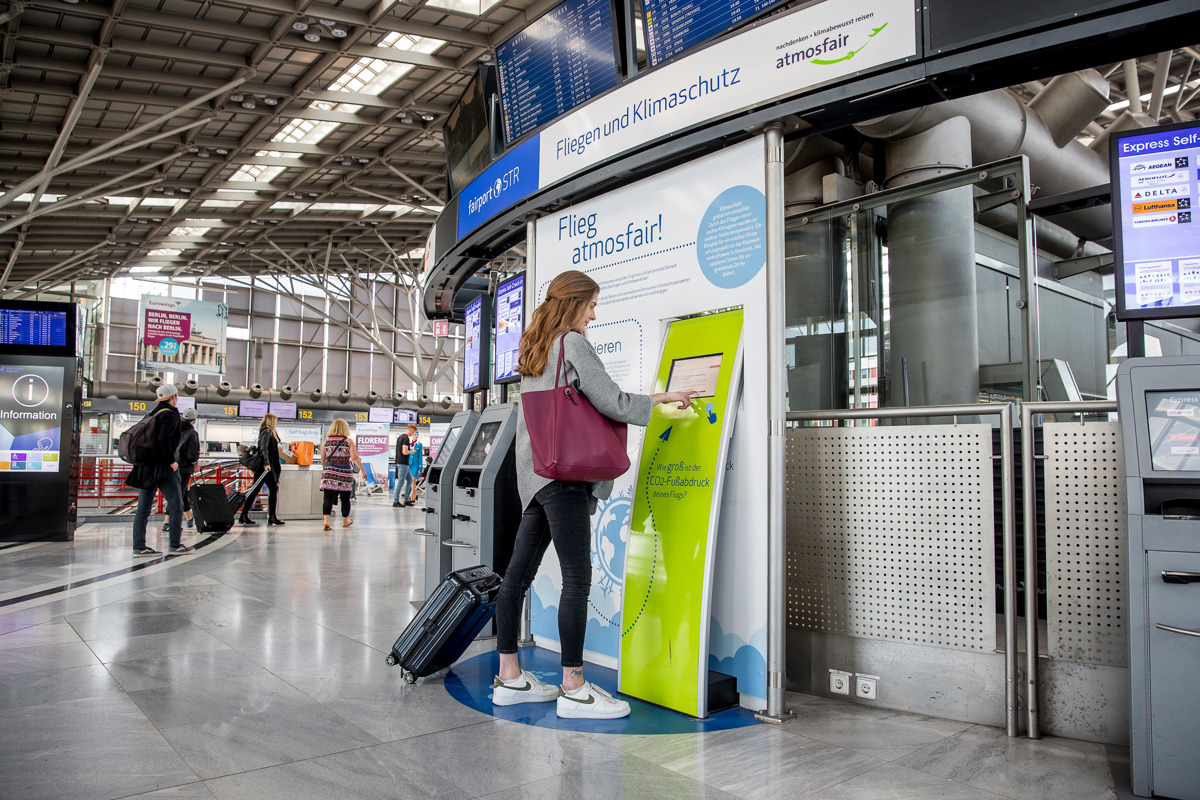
[414,409,479,598]
[446,402,521,577]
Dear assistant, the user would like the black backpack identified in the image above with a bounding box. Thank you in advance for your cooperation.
[118,407,171,465]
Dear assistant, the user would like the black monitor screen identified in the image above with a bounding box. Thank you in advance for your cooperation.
[1146,390,1200,471]
[444,67,498,198]
[1110,120,1200,322]
[462,421,501,467]
[464,296,484,392]
[493,274,524,384]
[368,406,393,424]
[0,309,67,348]
[495,0,621,142]
[433,426,463,467]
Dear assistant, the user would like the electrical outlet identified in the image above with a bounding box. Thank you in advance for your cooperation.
[856,676,878,700]
[829,671,851,695]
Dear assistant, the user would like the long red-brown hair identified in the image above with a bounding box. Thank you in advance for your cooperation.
[516,270,599,377]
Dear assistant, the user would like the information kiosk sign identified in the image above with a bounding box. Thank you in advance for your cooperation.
[463,295,492,393]
[1110,120,1200,321]
[493,274,525,384]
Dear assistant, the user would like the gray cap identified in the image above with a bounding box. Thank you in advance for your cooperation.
[181,408,198,421]
[156,383,179,400]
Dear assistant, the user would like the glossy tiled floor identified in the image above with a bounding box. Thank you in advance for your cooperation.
[0,499,1126,800]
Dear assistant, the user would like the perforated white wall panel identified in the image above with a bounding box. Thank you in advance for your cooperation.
[786,424,997,652]
[1044,421,1127,666]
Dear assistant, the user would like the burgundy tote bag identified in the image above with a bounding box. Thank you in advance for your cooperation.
[522,335,630,482]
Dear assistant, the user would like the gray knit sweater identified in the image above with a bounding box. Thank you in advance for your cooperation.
[516,331,653,511]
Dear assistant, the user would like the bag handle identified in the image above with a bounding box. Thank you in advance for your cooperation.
[554,333,569,390]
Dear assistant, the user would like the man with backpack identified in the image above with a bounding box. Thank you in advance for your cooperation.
[123,384,191,556]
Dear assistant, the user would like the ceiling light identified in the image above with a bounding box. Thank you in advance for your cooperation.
[329,25,349,38]
[241,97,257,110]
[230,93,244,102]
[479,52,493,63]
[318,18,337,26]
[214,148,229,155]
[356,157,370,164]
[292,20,309,31]
[263,96,279,106]
[304,30,321,43]
[419,112,435,121]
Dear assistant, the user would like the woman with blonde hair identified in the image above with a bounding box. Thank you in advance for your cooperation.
[319,418,363,530]
[240,412,285,525]
[491,270,697,719]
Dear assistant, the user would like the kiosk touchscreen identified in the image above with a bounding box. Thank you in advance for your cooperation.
[618,309,744,718]
[446,402,521,577]
[1116,356,1200,800]
[414,409,479,598]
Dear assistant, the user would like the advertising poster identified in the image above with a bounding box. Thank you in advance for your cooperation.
[354,422,391,485]
[137,295,228,376]
[0,363,64,473]
[531,137,769,704]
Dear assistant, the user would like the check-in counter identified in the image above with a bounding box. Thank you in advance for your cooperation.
[274,464,326,520]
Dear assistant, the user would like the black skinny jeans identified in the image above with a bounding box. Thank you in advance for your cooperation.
[322,490,351,517]
[495,480,592,669]
[241,468,279,518]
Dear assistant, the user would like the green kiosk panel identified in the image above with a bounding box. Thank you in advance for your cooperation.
[619,309,744,718]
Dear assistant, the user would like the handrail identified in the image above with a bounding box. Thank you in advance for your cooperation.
[786,402,1019,737]
[1018,399,1118,740]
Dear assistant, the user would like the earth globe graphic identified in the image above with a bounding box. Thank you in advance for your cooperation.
[592,489,632,596]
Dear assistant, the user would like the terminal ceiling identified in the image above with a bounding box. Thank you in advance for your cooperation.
[1,1,1198,300]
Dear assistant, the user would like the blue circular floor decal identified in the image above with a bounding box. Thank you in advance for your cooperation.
[445,648,760,735]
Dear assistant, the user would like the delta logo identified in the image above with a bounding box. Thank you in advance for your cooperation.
[1133,186,1186,199]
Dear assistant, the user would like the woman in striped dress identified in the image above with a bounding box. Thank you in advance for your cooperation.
[320,418,364,530]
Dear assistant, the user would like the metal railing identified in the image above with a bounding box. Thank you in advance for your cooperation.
[76,457,255,516]
[787,402,1020,736]
[1019,400,1118,740]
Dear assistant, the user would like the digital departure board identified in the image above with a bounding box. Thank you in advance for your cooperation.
[238,400,268,418]
[368,406,394,424]
[643,0,786,66]
[268,401,297,420]
[0,309,67,348]
[495,0,621,142]
[1111,120,1200,322]
[493,274,525,384]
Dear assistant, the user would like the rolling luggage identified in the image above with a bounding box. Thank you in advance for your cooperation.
[227,470,267,516]
[188,483,235,533]
[386,565,501,683]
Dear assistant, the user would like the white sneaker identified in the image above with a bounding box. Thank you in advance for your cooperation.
[556,681,631,719]
[492,670,561,706]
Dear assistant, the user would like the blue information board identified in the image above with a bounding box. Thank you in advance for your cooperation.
[464,296,483,392]
[495,0,620,142]
[493,274,525,384]
[0,310,67,348]
[643,0,785,66]
[1110,120,1200,321]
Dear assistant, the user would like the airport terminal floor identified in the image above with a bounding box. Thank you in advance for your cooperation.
[0,498,1131,800]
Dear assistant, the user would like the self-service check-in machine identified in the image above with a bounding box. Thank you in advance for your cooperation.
[1117,356,1200,800]
[445,402,522,577]
[414,409,479,598]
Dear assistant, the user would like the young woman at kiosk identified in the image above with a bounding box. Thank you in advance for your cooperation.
[493,270,697,719]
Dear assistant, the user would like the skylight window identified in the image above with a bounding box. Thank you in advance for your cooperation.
[147,248,184,257]
[170,226,211,237]
[423,0,502,17]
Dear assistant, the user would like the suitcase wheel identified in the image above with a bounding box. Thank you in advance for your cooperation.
[401,668,416,684]
[385,653,397,667]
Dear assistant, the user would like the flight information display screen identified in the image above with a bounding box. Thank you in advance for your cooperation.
[495,0,621,142]
[464,296,483,392]
[238,400,268,418]
[1146,390,1200,472]
[368,406,393,424]
[395,408,419,424]
[642,0,786,66]
[268,401,297,420]
[0,363,64,473]
[1111,121,1200,321]
[494,274,525,384]
[0,309,67,348]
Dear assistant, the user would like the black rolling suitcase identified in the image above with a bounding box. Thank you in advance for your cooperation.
[386,565,501,683]
[189,483,235,533]
[226,470,267,517]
